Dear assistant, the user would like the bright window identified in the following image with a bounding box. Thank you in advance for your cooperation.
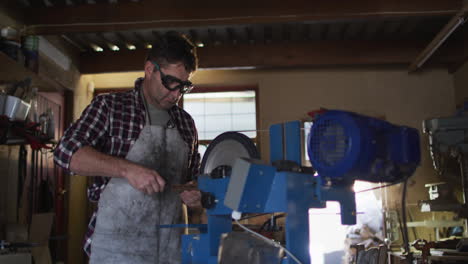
[183,90,257,158]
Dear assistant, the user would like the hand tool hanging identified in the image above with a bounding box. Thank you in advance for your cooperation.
[28,147,36,224]
[17,144,27,222]
[38,149,46,212]
[37,149,54,213]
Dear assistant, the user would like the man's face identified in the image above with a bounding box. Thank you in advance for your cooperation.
[143,61,192,110]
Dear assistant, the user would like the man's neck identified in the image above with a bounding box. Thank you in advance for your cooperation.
[142,80,163,110]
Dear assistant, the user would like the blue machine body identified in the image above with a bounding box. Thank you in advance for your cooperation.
[308,110,420,183]
[182,176,232,264]
[182,110,421,264]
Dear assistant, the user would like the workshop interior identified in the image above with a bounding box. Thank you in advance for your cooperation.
[1,1,468,264]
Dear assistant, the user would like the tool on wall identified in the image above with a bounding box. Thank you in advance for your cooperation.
[17,144,28,222]
[37,149,54,213]
[181,109,421,264]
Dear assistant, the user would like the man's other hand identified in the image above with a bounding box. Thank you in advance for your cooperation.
[180,189,202,208]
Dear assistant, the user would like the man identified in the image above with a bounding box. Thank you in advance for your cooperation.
[54,31,202,264]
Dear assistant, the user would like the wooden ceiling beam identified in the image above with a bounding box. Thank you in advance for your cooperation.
[23,0,462,35]
[409,2,468,72]
[68,0,87,5]
[447,23,468,73]
[48,0,68,7]
[79,39,460,74]
[61,34,87,52]
[132,32,148,49]
[29,0,47,8]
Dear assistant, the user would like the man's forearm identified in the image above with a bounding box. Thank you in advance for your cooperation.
[70,146,167,193]
[69,146,132,178]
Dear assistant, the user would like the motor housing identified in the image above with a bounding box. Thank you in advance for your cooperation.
[308,110,420,183]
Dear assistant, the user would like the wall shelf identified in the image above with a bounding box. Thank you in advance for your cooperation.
[4,137,26,145]
[0,52,63,92]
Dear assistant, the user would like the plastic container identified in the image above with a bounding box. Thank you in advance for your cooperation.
[22,36,39,72]
[28,87,39,122]
[0,94,31,121]
[1,27,19,40]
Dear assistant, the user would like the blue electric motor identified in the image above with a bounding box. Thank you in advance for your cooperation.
[308,110,421,183]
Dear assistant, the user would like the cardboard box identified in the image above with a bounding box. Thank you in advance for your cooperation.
[29,213,53,264]
[0,253,32,264]
[1,213,54,264]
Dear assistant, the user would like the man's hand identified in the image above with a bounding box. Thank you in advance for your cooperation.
[123,163,166,195]
[180,189,202,208]
[69,146,165,195]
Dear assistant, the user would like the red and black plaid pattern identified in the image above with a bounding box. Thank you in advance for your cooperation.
[54,78,200,256]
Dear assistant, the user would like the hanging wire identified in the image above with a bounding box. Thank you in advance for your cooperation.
[401,179,412,261]
[355,181,402,193]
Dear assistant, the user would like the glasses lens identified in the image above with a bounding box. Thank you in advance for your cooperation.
[161,75,180,90]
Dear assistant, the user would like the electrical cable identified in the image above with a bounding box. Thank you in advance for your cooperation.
[401,179,412,261]
[355,181,402,193]
[395,210,405,247]
[234,218,303,264]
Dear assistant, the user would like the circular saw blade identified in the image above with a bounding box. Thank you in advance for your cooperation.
[200,132,259,176]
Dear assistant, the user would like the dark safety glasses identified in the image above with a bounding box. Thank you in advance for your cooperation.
[151,61,194,94]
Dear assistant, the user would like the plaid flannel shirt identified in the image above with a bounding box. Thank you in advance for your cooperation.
[53,78,200,257]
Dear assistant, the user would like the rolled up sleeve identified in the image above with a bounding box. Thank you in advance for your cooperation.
[54,95,109,171]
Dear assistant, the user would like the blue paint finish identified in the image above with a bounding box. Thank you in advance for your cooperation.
[182,175,232,263]
[198,176,232,255]
[182,216,230,263]
[388,126,421,165]
[264,172,287,212]
[270,123,284,162]
[284,172,319,264]
[284,121,302,164]
[308,111,363,179]
[308,110,420,183]
[207,215,232,255]
[198,175,232,215]
[182,233,219,264]
[321,185,357,225]
[182,234,203,263]
[236,162,277,212]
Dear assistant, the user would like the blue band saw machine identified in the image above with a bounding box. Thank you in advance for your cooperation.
[181,110,421,264]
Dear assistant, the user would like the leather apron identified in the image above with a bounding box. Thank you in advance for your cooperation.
[90,107,189,264]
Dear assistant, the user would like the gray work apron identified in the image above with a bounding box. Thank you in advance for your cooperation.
[90,114,189,264]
